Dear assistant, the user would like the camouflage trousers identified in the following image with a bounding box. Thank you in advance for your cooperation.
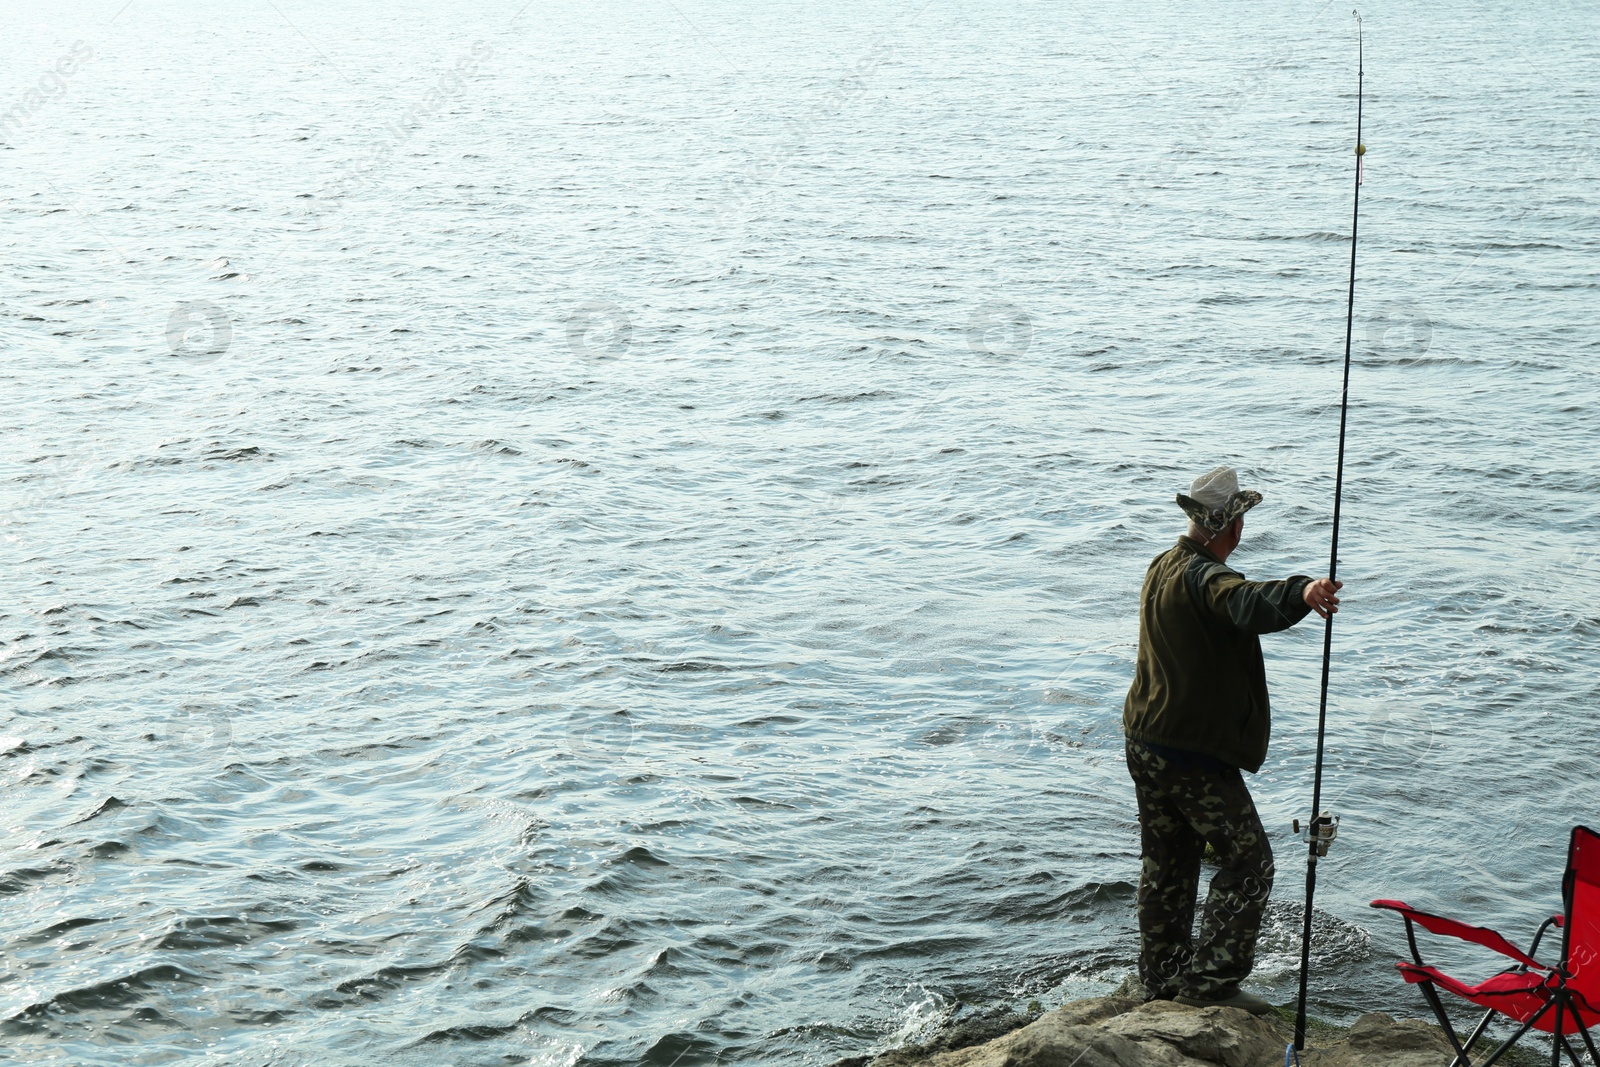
[1124,739,1274,1000]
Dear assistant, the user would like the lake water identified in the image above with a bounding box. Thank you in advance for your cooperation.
[3,0,1598,1064]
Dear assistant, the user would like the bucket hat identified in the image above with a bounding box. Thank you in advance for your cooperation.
[1176,466,1262,533]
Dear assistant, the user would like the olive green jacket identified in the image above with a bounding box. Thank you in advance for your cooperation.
[1122,537,1314,773]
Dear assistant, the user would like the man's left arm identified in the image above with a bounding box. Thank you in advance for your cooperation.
[1225,575,1315,634]
[1198,569,1315,634]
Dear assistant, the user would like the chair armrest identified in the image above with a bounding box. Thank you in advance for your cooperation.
[1369,899,1549,970]
[1528,914,1564,958]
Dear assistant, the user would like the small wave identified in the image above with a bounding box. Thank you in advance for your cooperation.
[643,1030,721,1063]
[732,795,798,810]
[155,915,299,951]
[414,1005,577,1045]
[475,878,548,933]
[973,880,1137,923]
[796,390,894,404]
[16,916,110,945]
[69,796,128,825]
[1256,902,1371,973]
[0,863,75,897]
[854,934,988,960]
[606,845,670,868]
[1253,231,1348,243]
[569,918,644,959]
[203,445,271,461]
[735,714,803,727]
[472,439,523,455]
[326,959,453,1004]
[4,964,200,1030]
[653,660,734,673]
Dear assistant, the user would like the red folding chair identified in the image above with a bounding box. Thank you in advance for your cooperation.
[1371,825,1600,1067]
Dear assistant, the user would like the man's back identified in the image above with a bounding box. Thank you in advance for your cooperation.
[1124,537,1312,773]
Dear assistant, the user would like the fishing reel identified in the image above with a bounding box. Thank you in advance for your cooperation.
[1293,812,1340,857]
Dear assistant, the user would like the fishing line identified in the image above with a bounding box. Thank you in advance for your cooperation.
[1291,9,1364,1058]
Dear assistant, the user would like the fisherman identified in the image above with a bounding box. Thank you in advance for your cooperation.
[1123,466,1342,1015]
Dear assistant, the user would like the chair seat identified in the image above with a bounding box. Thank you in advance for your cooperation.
[1396,962,1600,1034]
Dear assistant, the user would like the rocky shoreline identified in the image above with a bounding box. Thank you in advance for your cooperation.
[835,994,1543,1067]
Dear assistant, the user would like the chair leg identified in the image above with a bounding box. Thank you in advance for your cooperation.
[1552,992,1593,1067]
[1415,980,1475,1067]
[1571,1010,1600,1065]
[1460,1007,1498,1064]
[1477,997,1558,1067]
[1549,998,1565,1067]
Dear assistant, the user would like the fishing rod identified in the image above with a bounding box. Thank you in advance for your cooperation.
[1291,10,1364,1058]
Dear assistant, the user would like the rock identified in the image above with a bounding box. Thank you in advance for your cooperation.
[882,999,1279,1067]
[861,996,1476,1067]
[865,1007,1045,1066]
[1102,1002,1285,1067]
[1298,1012,1460,1067]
